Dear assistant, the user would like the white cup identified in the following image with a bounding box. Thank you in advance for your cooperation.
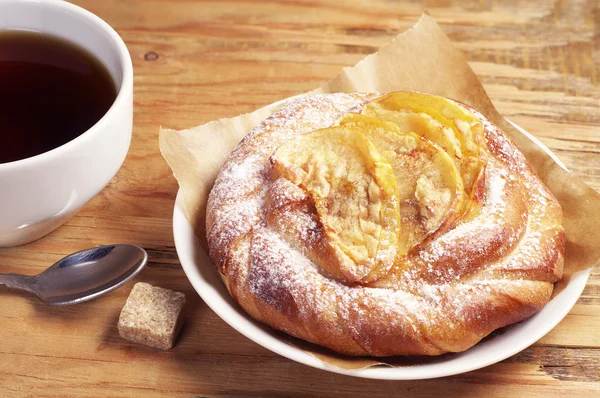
[0,0,133,247]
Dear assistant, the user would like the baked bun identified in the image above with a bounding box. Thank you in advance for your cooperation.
[206,92,564,356]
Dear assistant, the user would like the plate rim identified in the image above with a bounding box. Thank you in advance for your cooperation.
[172,120,592,380]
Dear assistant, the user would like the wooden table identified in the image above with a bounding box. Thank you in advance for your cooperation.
[1,0,599,396]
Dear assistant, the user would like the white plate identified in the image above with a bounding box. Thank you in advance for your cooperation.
[172,121,591,380]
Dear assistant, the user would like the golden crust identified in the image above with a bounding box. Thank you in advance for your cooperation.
[206,92,564,356]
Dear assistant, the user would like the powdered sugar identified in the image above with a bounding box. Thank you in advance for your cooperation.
[207,93,377,267]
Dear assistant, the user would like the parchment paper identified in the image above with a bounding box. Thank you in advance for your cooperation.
[160,13,600,369]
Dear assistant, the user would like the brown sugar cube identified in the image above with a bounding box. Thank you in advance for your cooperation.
[118,282,186,350]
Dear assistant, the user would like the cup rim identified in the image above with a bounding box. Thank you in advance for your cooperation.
[0,0,134,170]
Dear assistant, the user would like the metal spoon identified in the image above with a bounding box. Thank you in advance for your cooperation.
[0,244,148,306]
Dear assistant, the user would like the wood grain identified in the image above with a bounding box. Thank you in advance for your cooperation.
[1,0,599,396]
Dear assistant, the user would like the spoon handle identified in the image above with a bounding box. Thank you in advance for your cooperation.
[0,273,36,294]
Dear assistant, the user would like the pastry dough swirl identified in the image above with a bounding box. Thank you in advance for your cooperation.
[206,92,564,356]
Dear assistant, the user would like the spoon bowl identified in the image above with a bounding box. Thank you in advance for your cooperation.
[0,244,147,305]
